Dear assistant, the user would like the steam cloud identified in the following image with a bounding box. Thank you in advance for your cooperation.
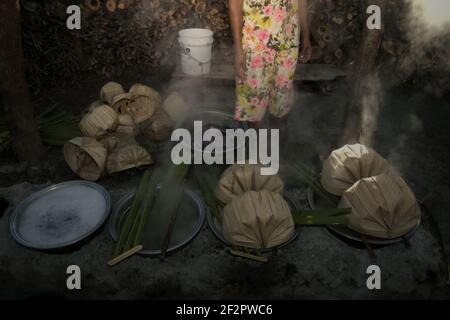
[361,0,449,151]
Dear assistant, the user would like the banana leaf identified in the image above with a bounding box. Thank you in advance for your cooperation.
[114,170,151,256]
[134,163,190,247]
[0,105,82,150]
[40,121,82,146]
[112,164,190,260]
[291,208,351,225]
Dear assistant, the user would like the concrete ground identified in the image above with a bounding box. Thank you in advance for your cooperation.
[0,69,449,299]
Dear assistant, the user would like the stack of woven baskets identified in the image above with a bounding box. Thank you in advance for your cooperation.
[320,144,421,239]
[64,82,175,181]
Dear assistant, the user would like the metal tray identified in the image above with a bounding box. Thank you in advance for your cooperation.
[10,181,111,250]
[307,187,421,245]
[179,108,248,156]
[206,192,301,252]
[180,108,247,132]
[109,186,205,256]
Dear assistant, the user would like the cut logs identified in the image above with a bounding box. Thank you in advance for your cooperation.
[85,0,101,12]
[20,0,448,98]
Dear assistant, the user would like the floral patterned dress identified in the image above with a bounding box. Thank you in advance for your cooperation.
[235,0,300,122]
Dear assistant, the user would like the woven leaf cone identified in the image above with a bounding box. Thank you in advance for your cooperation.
[115,123,142,138]
[321,144,391,196]
[98,130,137,155]
[222,190,295,249]
[86,100,102,113]
[111,93,131,113]
[106,143,153,174]
[215,164,284,204]
[100,81,125,105]
[63,137,107,181]
[142,106,174,142]
[129,83,162,105]
[340,174,421,239]
[117,114,134,126]
[101,134,137,154]
[111,93,156,124]
[79,104,118,138]
[98,135,119,154]
[114,113,141,138]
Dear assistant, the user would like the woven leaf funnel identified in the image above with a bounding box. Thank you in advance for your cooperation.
[129,83,162,105]
[222,190,295,249]
[106,143,153,174]
[142,106,174,142]
[321,144,391,196]
[117,114,134,126]
[112,113,141,139]
[162,91,191,123]
[79,104,118,138]
[215,164,284,204]
[340,174,421,239]
[111,93,156,124]
[64,137,107,181]
[115,124,142,138]
[100,81,125,105]
[86,100,102,113]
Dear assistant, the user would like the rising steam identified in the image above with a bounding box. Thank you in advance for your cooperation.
[410,0,450,29]
[361,0,449,148]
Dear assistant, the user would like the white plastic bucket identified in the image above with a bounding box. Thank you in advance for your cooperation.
[178,28,214,76]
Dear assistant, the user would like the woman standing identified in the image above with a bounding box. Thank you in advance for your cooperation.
[229,0,311,127]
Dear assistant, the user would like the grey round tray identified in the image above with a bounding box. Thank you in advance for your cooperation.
[206,192,301,252]
[10,181,111,250]
[179,108,248,156]
[109,186,205,256]
[180,108,247,132]
[307,187,421,245]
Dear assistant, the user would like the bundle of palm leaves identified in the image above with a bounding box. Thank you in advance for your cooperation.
[0,105,82,153]
[290,161,350,225]
[108,163,190,266]
[39,104,82,146]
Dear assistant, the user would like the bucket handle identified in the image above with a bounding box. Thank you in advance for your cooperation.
[179,42,213,76]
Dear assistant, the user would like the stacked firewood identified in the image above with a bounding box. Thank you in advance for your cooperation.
[21,0,84,94]
[80,0,232,76]
[20,0,233,90]
[309,0,364,65]
[128,0,232,66]
[19,0,448,96]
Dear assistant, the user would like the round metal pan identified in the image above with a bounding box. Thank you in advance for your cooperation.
[180,108,248,132]
[109,186,205,256]
[10,181,111,251]
[206,192,301,252]
[179,108,248,156]
[307,187,421,245]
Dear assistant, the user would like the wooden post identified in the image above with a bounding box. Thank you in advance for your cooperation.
[0,0,43,164]
[339,0,388,146]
